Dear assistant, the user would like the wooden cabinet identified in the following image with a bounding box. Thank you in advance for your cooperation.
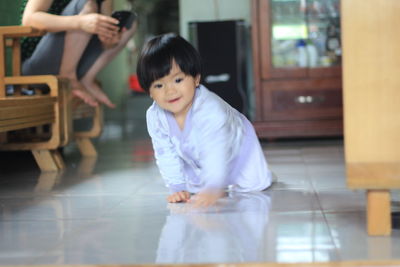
[342,0,400,236]
[251,0,343,138]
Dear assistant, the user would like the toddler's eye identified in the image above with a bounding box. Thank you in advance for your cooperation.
[175,78,183,83]
[153,83,163,89]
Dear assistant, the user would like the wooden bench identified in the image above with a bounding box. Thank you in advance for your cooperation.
[0,26,102,171]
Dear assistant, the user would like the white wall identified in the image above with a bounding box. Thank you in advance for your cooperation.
[179,0,251,39]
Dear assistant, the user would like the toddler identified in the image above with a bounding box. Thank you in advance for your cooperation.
[137,33,273,207]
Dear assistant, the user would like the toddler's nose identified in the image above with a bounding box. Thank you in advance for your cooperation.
[165,84,177,95]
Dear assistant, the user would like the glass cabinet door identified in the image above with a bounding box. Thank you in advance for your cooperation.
[270,0,341,69]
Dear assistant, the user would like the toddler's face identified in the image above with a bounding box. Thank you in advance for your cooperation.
[149,60,200,119]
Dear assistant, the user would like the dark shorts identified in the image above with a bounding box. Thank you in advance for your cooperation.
[22,0,103,79]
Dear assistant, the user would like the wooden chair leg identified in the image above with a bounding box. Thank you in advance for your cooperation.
[32,149,65,172]
[367,189,391,236]
[75,137,97,157]
[52,149,66,170]
[77,156,97,176]
[34,171,62,193]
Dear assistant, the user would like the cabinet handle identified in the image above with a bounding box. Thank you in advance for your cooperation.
[295,95,325,104]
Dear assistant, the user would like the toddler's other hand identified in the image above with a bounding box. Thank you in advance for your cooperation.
[190,190,224,208]
[167,191,190,203]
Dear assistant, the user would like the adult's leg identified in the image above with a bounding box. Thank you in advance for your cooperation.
[78,23,137,108]
[22,0,99,106]
[59,0,99,106]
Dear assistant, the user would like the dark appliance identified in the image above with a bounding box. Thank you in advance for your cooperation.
[189,20,249,116]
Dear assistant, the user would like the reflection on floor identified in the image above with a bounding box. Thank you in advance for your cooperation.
[0,95,400,265]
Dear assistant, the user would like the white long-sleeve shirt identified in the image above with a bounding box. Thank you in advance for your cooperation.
[146,85,272,193]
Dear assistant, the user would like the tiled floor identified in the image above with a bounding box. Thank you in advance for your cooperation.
[1,95,400,265]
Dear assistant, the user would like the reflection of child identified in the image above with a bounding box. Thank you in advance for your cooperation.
[137,33,273,207]
[156,192,271,263]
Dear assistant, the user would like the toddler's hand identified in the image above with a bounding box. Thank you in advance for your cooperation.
[167,191,190,203]
[190,190,224,208]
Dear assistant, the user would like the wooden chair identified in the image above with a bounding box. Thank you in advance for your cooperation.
[0,25,103,171]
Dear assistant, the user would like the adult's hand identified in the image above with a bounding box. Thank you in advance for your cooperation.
[99,27,125,49]
[78,13,119,39]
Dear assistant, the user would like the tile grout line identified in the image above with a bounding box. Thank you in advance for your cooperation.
[301,147,342,261]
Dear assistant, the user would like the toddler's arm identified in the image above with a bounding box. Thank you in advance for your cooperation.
[147,108,186,191]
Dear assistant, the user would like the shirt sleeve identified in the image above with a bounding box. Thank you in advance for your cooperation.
[146,107,187,193]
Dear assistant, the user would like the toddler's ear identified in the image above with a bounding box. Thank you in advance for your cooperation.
[195,74,201,86]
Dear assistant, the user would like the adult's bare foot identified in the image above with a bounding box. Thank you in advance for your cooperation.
[81,79,116,108]
[69,78,98,107]
[72,89,98,107]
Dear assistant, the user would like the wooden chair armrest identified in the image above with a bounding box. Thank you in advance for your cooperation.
[0,26,45,38]
[4,75,70,97]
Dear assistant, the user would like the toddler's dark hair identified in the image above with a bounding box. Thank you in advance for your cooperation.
[136,33,202,92]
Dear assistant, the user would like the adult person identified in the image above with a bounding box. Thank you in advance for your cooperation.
[21,0,137,108]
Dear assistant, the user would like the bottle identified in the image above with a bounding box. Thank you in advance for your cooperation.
[306,40,318,68]
[296,39,308,67]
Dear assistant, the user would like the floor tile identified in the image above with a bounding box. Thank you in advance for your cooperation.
[325,211,400,261]
[0,219,92,265]
[1,98,399,265]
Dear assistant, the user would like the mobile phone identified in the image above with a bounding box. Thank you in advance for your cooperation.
[111,11,137,31]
